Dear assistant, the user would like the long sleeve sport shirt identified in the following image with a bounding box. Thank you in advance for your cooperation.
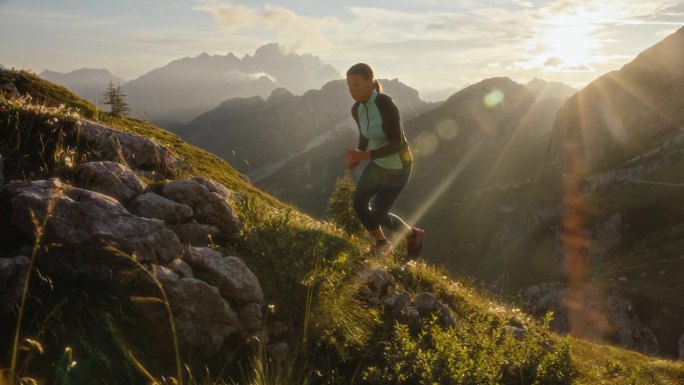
[351,89,413,169]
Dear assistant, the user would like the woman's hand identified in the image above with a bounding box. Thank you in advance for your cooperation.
[346,149,370,169]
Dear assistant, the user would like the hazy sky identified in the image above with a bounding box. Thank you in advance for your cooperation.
[1,0,682,98]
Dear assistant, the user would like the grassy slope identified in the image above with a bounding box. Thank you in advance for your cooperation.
[1,69,682,384]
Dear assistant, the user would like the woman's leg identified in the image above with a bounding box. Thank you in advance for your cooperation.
[353,162,383,233]
[370,164,412,234]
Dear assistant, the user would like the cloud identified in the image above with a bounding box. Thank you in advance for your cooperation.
[514,56,596,73]
[192,2,257,31]
[193,1,342,53]
[223,69,275,82]
[260,6,341,52]
[0,7,119,27]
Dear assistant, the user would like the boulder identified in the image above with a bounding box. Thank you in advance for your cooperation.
[133,266,242,361]
[362,268,395,295]
[436,301,458,328]
[386,292,412,318]
[2,178,183,263]
[128,192,193,224]
[168,222,219,246]
[169,258,193,279]
[163,177,241,238]
[414,292,437,316]
[401,306,422,329]
[0,255,30,315]
[75,161,147,203]
[185,246,263,303]
[73,119,187,176]
[0,82,19,99]
[238,302,264,332]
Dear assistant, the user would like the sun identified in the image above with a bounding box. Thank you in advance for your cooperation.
[537,11,601,70]
[542,26,595,66]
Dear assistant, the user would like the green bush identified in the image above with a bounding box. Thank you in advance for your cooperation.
[362,312,576,385]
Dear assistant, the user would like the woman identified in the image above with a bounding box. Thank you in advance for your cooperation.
[345,63,424,257]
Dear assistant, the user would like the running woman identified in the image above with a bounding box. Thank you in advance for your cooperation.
[345,62,424,257]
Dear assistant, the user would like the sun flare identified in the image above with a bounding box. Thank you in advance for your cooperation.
[542,25,597,67]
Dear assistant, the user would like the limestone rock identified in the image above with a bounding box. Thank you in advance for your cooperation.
[363,268,395,295]
[402,305,422,329]
[436,302,458,328]
[169,222,219,246]
[238,302,264,332]
[128,192,193,224]
[73,119,187,176]
[2,178,183,263]
[0,255,30,315]
[0,82,19,99]
[414,292,437,316]
[169,258,193,278]
[163,177,241,238]
[75,161,147,203]
[185,246,263,303]
[133,266,242,361]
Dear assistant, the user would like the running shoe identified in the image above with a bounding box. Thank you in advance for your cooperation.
[406,227,425,258]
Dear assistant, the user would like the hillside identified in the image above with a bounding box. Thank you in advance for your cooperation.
[0,69,682,385]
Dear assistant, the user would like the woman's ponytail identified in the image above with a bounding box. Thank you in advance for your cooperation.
[347,63,382,93]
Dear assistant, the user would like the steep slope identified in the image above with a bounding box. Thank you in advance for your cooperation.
[1,69,682,385]
[408,27,684,358]
[548,26,684,172]
[122,43,340,124]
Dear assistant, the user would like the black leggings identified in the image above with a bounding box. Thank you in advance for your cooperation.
[353,161,412,233]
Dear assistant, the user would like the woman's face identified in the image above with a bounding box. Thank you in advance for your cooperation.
[346,74,373,102]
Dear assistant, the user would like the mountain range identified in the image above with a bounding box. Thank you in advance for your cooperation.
[122,43,340,125]
[39,68,127,105]
[38,43,340,128]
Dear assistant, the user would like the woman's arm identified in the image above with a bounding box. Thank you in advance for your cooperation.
[369,96,403,159]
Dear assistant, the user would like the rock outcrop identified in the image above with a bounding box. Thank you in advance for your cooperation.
[75,161,148,204]
[2,178,184,263]
[523,282,660,355]
[73,119,187,177]
[0,255,29,315]
[184,246,263,303]
[132,266,243,361]
[163,177,242,238]
[128,192,193,225]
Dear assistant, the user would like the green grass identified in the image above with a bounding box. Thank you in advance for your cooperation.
[1,69,683,384]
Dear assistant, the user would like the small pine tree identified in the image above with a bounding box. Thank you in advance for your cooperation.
[103,80,130,117]
[327,171,364,236]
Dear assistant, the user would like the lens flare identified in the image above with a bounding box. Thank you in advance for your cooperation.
[484,90,504,108]
[414,131,439,157]
[436,119,459,140]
